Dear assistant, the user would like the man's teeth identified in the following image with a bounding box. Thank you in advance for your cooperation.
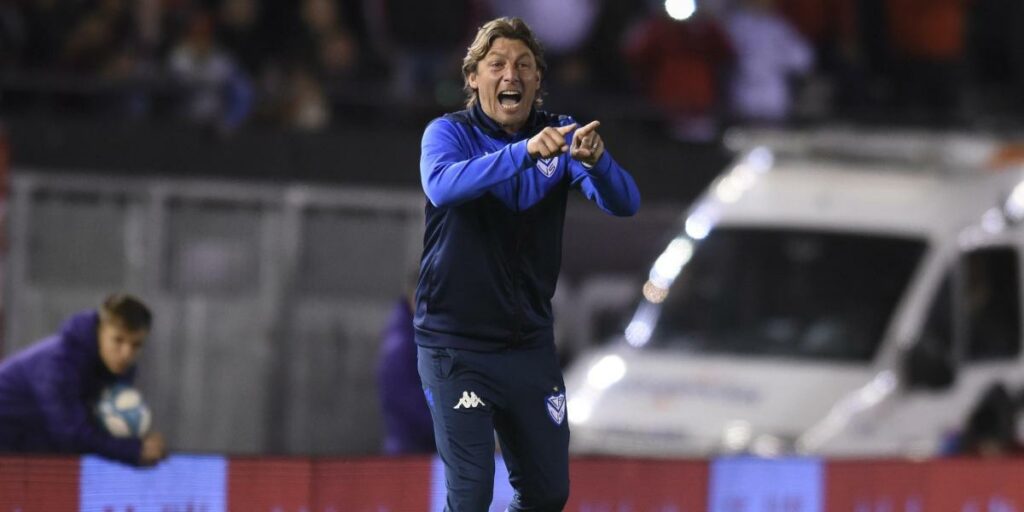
[499,92,522,109]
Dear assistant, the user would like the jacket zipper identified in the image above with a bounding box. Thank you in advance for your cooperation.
[512,174,523,345]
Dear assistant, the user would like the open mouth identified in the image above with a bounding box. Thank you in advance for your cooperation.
[498,90,523,111]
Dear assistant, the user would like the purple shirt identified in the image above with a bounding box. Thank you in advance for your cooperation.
[378,298,436,455]
[0,311,141,464]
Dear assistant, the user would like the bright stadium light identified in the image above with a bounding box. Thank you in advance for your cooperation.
[1004,179,1024,223]
[684,208,714,240]
[567,397,593,424]
[665,0,697,21]
[586,355,626,390]
[625,318,653,347]
[649,237,694,287]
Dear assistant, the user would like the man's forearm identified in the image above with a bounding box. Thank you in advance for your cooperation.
[575,152,641,216]
[420,121,533,208]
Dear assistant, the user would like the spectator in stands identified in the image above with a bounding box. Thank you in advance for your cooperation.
[724,0,813,124]
[216,0,264,76]
[12,0,79,70]
[377,291,435,455]
[965,0,1024,116]
[0,294,167,467]
[281,64,331,131]
[815,0,885,117]
[168,11,253,134]
[10,0,1024,130]
[581,1,649,96]
[778,0,830,48]
[60,0,133,75]
[623,7,734,141]
[366,0,480,103]
[248,0,359,131]
[776,0,855,118]
[885,0,968,122]
[57,0,161,118]
[293,0,360,84]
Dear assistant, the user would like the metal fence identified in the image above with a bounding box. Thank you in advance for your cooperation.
[5,171,424,455]
[4,169,681,455]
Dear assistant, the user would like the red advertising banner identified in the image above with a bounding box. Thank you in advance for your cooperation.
[5,453,1024,511]
[228,457,313,512]
[568,457,709,512]
[826,459,929,512]
[827,458,1024,512]
[0,456,79,511]
[928,458,1024,512]
[312,456,433,511]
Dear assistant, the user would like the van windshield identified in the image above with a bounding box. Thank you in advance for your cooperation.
[651,227,926,362]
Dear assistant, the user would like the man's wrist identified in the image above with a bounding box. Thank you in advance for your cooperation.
[513,139,537,168]
[580,151,608,173]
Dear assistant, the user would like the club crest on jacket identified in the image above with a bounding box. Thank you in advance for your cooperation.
[537,156,558,177]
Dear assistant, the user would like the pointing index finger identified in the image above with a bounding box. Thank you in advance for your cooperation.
[575,120,601,137]
[556,123,578,135]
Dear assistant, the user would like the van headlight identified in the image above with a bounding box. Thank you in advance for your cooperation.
[749,434,794,457]
[720,420,754,453]
[718,420,795,457]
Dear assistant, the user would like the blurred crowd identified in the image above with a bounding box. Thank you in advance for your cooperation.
[2,0,1024,138]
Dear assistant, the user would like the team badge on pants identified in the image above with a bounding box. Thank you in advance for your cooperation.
[546,392,566,425]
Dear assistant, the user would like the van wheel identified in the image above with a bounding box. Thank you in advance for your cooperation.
[958,384,1017,456]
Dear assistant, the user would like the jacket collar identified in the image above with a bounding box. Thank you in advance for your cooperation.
[62,310,131,381]
[469,102,543,141]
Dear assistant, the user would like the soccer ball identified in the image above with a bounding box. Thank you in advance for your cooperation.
[95,384,152,438]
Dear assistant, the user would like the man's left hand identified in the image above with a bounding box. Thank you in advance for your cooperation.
[570,120,604,168]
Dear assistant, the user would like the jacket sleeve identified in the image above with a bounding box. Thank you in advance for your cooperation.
[420,118,535,207]
[32,353,142,465]
[569,150,641,217]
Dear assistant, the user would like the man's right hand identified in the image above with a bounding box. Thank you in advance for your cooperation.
[139,431,167,466]
[527,123,576,160]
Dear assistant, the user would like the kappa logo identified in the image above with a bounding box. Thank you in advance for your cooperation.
[546,392,566,425]
[536,156,559,177]
[453,391,486,409]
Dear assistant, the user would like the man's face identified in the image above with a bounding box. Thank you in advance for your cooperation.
[97,319,147,375]
[468,37,541,134]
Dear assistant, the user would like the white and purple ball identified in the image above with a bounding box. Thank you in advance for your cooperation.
[95,384,152,438]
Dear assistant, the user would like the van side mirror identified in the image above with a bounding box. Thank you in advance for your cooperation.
[902,341,955,390]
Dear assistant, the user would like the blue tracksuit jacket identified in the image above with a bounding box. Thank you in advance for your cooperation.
[415,104,640,351]
[0,311,141,464]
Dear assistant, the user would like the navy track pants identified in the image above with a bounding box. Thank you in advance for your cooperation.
[417,344,570,512]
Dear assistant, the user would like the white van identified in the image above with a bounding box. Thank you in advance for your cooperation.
[564,129,1024,458]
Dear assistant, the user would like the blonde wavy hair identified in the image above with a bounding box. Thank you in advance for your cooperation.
[462,17,547,109]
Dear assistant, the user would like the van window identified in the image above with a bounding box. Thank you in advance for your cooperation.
[652,227,925,362]
[964,248,1021,361]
